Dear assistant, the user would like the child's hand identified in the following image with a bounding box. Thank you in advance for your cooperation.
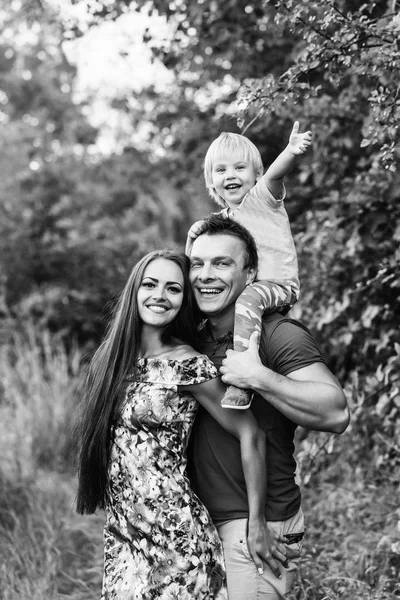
[288,121,312,155]
[185,219,207,255]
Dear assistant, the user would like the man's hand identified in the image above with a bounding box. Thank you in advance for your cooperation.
[185,219,207,255]
[220,331,262,389]
[247,518,288,579]
[287,120,312,155]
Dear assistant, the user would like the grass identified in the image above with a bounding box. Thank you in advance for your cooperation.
[0,327,399,599]
[291,430,400,599]
[0,327,104,599]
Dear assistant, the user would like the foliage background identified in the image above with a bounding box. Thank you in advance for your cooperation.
[0,0,399,598]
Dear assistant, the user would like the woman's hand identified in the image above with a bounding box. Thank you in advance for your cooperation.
[247,518,288,579]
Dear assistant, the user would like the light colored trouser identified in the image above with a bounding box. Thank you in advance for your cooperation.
[234,280,299,352]
[216,508,304,600]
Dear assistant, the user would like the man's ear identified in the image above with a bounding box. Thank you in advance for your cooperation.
[246,267,256,286]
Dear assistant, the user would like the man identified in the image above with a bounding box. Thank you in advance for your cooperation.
[187,214,350,600]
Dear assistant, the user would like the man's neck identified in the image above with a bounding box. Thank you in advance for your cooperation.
[207,310,235,340]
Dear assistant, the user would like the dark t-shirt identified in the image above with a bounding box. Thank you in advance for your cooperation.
[188,313,326,522]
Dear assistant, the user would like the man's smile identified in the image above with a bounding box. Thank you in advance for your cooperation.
[197,287,224,297]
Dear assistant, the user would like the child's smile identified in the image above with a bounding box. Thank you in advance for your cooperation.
[212,157,259,209]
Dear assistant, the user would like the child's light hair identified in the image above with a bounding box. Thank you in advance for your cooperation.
[203,132,264,207]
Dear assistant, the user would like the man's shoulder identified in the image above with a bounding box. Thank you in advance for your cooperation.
[261,312,311,339]
[259,313,324,375]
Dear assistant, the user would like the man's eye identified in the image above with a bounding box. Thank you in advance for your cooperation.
[216,261,229,267]
[190,262,201,269]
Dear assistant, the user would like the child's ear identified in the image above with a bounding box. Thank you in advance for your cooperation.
[255,167,263,181]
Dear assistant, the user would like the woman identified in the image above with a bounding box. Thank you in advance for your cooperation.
[76,250,266,599]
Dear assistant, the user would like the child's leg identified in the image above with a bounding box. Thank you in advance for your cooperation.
[235,280,299,352]
[221,281,298,409]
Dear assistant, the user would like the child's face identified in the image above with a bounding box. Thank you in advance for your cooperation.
[211,155,259,209]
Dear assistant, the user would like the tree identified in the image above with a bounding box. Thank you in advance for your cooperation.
[74,0,400,452]
[0,1,187,343]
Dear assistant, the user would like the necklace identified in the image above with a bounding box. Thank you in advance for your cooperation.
[206,330,233,360]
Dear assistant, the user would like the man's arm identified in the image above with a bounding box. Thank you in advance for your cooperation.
[220,331,350,434]
[263,121,312,200]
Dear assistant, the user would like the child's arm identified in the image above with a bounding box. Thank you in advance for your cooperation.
[185,219,208,255]
[264,121,312,200]
[186,212,226,255]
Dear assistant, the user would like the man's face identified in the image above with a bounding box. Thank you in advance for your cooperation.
[189,233,255,318]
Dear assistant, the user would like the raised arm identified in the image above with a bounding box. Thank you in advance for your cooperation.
[181,375,286,576]
[220,331,350,434]
[263,121,312,200]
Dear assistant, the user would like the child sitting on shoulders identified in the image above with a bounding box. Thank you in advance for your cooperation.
[186,121,312,409]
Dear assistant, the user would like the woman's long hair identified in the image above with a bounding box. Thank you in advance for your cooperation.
[75,250,199,514]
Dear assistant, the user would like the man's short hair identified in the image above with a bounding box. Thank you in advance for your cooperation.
[196,214,258,272]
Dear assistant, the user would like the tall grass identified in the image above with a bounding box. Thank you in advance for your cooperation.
[292,428,400,600]
[0,326,103,599]
[1,325,398,599]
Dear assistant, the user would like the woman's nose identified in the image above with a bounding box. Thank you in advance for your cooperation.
[152,286,166,299]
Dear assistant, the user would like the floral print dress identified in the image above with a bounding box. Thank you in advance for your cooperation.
[102,355,227,600]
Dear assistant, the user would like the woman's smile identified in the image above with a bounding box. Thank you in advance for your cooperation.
[137,258,185,327]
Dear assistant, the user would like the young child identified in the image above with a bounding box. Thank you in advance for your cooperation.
[186,121,312,409]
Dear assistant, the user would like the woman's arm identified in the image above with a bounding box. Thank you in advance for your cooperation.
[181,376,286,576]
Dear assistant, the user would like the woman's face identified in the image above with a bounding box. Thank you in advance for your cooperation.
[137,258,185,329]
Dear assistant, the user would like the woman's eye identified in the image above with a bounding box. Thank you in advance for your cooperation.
[168,287,181,294]
[142,281,154,288]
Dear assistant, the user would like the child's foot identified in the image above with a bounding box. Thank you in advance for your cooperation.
[221,386,253,409]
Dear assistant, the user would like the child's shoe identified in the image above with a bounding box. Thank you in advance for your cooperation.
[221,386,253,409]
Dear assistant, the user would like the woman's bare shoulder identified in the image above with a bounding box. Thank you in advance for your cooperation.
[168,343,201,361]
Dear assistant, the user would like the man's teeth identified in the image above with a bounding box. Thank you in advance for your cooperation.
[199,288,222,295]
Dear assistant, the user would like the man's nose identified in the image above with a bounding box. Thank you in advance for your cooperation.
[198,264,214,281]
